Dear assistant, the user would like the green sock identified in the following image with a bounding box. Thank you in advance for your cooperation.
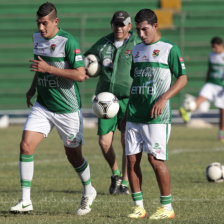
[121,179,129,187]
[112,169,121,176]
[160,195,173,210]
[160,194,172,205]
[132,192,144,209]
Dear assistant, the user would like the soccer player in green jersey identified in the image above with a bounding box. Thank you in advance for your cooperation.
[10,2,96,215]
[179,37,224,141]
[85,11,141,195]
[123,9,187,219]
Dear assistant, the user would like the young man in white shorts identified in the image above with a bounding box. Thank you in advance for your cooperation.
[10,2,96,216]
[179,36,224,141]
[123,9,187,220]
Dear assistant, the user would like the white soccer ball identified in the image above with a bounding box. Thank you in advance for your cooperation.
[206,162,224,182]
[182,94,196,112]
[92,92,120,119]
[84,54,101,77]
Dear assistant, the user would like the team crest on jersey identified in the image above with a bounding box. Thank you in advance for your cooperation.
[152,50,160,57]
[50,44,56,52]
[125,50,131,58]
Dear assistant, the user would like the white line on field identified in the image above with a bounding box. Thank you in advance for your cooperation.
[170,148,224,154]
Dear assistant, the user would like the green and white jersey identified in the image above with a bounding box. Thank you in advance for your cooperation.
[127,37,186,124]
[33,29,84,113]
[207,51,224,87]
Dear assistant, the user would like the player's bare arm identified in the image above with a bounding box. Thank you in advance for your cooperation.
[151,75,187,118]
[26,73,38,108]
[29,56,89,82]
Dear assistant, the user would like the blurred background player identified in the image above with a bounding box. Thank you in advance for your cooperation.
[179,36,224,141]
[85,11,141,195]
[10,2,96,216]
[124,8,187,219]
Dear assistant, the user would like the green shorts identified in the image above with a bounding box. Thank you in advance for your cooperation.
[97,98,129,135]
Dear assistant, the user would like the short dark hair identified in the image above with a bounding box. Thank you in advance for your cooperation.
[37,2,57,19]
[211,36,223,45]
[135,9,157,25]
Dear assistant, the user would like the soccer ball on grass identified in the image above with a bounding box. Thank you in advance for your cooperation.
[92,92,120,119]
[206,162,224,182]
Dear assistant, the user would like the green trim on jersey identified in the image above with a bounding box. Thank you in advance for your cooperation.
[127,37,186,124]
[34,55,65,62]
[33,29,84,113]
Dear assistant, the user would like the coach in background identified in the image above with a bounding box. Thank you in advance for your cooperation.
[85,11,141,195]
[10,2,96,216]
[124,9,187,219]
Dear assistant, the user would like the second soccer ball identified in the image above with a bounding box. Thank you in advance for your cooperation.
[92,92,120,119]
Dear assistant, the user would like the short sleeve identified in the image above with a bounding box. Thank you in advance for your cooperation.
[65,36,84,69]
[168,44,187,78]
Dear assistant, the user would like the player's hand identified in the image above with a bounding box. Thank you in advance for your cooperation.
[29,56,50,73]
[150,96,167,119]
[26,88,36,108]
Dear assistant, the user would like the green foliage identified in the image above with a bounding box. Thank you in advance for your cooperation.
[1,125,224,223]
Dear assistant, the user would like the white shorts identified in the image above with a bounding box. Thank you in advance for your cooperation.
[125,122,171,160]
[199,83,224,109]
[24,102,84,148]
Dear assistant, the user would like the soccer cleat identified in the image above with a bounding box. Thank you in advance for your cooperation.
[149,206,175,220]
[179,107,191,123]
[119,184,129,195]
[128,205,147,219]
[109,175,122,195]
[77,187,97,216]
[10,199,33,213]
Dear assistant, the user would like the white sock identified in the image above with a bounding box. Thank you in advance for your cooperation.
[20,154,34,201]
[75,160,93,195]
[135,200,144,209]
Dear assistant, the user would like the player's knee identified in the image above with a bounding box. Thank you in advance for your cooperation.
[127,155,137,170]
[20,140,32,154]
[99,138,111,151]
[149,157,164,171]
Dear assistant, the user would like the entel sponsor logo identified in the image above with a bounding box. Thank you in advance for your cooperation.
[131,81,155,95]
[38,75,59,88]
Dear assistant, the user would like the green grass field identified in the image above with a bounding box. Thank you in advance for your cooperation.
[1,125,224,223]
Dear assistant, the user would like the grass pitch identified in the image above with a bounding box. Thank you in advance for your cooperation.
[1,125,224,223]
